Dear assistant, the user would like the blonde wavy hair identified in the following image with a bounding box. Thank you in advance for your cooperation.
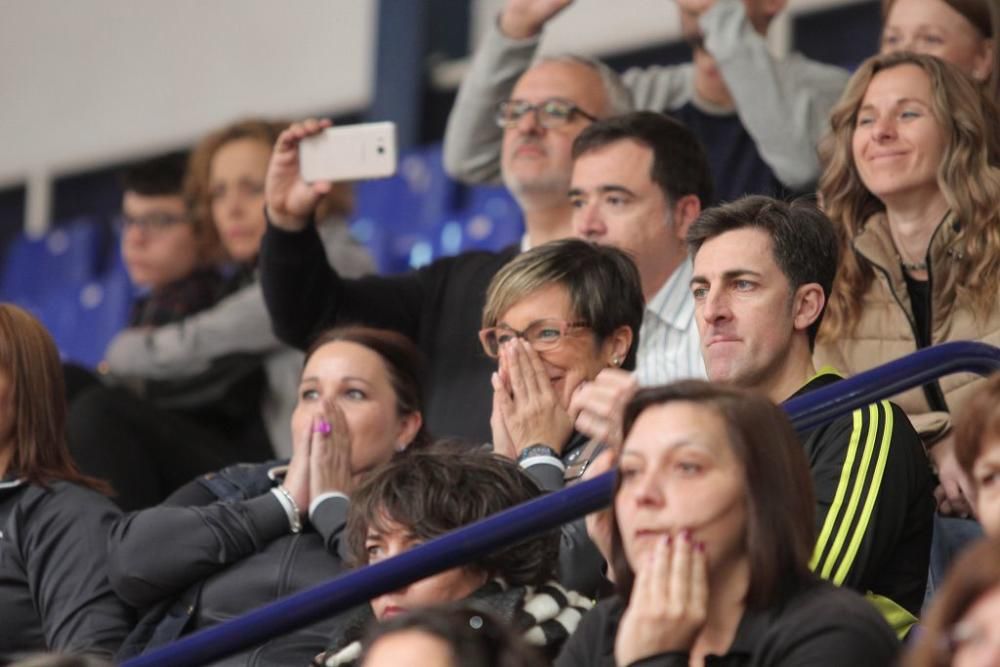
[184,118,353,263]
[818,52,1000,341]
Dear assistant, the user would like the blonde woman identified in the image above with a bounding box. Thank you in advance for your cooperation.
[815,52,1000,518]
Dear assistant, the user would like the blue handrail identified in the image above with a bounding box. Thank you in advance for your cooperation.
[786,341,1000,431]
[123,341,1000,667]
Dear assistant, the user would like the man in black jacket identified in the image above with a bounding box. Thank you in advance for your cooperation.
[573,195,933,638]
[685,196,934,637]
[260,57,629,443]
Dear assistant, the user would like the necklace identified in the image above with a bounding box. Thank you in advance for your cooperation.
[900,259,928,272]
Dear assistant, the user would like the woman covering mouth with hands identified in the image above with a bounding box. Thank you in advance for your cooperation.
[555,381,900,667]
[108,326,428,666]
[481,238,641,486]
[479,238,643,595]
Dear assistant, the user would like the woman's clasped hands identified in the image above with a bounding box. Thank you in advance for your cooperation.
[281,402,354,520]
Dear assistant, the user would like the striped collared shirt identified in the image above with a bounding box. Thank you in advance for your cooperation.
[634,258,706,386]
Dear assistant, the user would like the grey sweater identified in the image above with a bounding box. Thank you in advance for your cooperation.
[443,0,850,193]
[103,220,374,457]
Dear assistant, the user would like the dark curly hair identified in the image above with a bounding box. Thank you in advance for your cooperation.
[345,444,558,587]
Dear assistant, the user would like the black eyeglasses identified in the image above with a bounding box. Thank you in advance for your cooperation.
[495,98,598,129]
[116,212,188,233]
[478,319,590,358]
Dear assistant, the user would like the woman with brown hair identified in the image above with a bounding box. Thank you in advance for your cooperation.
[555,381,899,666]
[109,326,427,665]
[69,118,374,509]
[0,304,132,660]
[814,52,1000,518]
[903,537,1000,667]
[881,0,998,102]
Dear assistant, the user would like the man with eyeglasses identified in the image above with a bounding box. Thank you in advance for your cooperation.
[260,60,629,444]
[443,0,850,203]
[486,55,633,247]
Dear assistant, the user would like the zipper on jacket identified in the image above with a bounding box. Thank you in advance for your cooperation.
[921,250,949,412]
[246,533,304,667]
[868,261,948,413]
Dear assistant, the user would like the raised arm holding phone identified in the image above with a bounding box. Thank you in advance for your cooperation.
[260,119,520,443]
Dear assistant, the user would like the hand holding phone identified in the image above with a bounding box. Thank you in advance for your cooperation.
[298,122,397,183]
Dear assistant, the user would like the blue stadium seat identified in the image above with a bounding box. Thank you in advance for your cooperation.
[43,265,135,368]
[454,185,524,253]
[349,144,461,273]
[0,217,108,302]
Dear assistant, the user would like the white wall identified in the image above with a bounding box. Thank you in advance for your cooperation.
[2,0,870,233]
[0,0,377,232]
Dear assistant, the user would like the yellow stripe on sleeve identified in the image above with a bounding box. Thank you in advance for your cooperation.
[834,401,893,585]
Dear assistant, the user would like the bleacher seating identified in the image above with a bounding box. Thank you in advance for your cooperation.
[0,217,134,368]
[0,217,109,303]
[0,147,523,365]
[348,144,524,272]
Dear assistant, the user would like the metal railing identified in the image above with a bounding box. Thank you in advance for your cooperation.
[122,341,1000,667]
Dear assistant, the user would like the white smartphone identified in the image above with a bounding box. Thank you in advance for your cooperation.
[299,121,397,183]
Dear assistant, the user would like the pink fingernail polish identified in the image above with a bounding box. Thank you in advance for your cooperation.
[682,529,692,542]
[313,419,331,435]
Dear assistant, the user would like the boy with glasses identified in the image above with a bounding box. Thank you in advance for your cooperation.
[119,151,224,325]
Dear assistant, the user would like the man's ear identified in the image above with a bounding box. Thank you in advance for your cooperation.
[671,194,702,242]
[792,283,825,334]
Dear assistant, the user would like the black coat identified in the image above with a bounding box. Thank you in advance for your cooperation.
[555,579,899,667]
[260,220,518,443]
[0,478,133,661]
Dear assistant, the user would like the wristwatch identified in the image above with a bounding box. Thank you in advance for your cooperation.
[518,444,560,461]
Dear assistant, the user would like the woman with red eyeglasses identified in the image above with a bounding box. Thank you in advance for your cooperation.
[479,238,643,595]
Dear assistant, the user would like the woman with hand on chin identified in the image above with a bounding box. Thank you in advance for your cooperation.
[109,326,428,665]
[816,52,1000,521]
[556,381,899,667]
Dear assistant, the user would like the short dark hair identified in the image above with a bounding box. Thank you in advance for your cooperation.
[359,603,546,667]
[610,380,816,610]
[482,238,644,371]
[686,195,840,348]
[571,111,714,207]
[346,446,559,587]
[121,150,189,197]
[306,326,431,450]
